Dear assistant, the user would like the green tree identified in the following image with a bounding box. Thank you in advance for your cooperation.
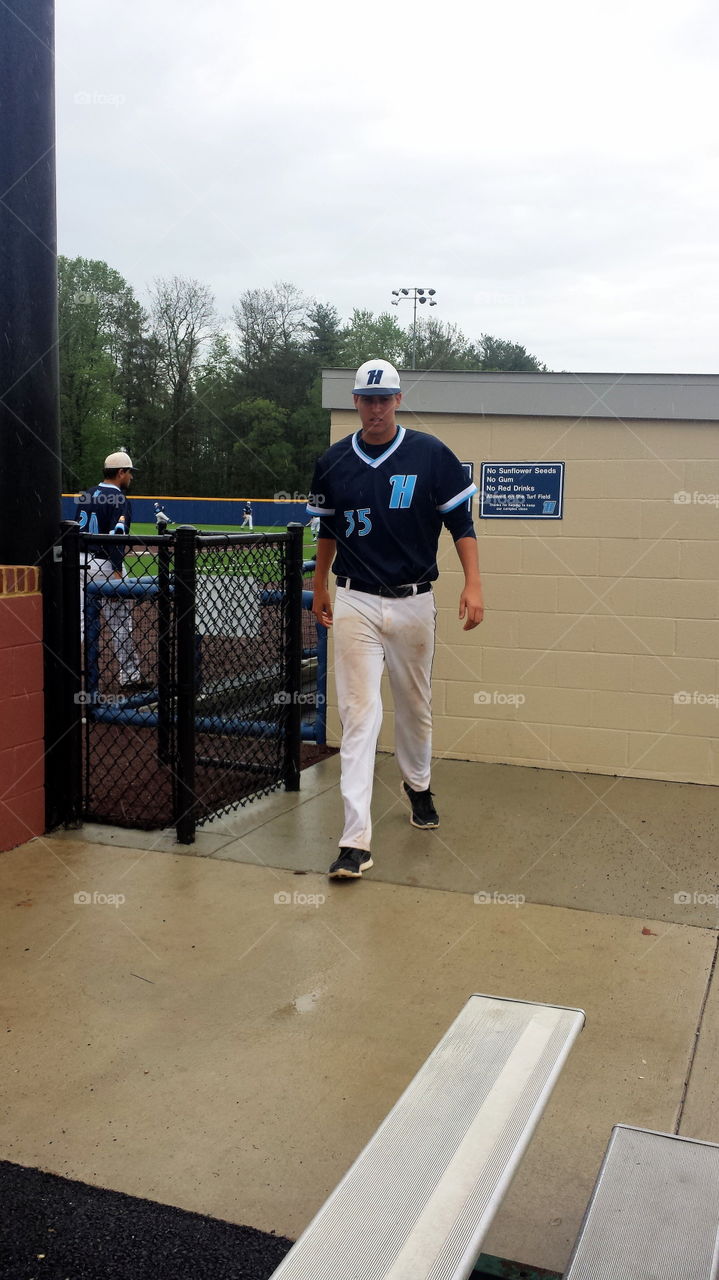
[231,398,292,497]
[58,256,144,489]
[305,301,343,366]
[288,377,330,493]
[338,309,406,367]
[471,334,548,372]
[404,318,473,371]
[232,282,314,409]
[149,275,217,491]
[193,334,246,495]
[57,256,551,501]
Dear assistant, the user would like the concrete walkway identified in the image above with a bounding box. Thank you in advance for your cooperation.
[4,755,718,1275]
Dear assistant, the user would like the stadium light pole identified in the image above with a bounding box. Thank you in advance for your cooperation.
[390,287,438,370]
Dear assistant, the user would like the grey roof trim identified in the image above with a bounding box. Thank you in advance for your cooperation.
[322,369,719,422]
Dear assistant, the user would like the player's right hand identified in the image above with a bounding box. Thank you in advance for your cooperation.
[312,589,333,628]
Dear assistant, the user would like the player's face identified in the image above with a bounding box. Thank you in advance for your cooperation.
[353,393,401,444]
[117,468,133,491]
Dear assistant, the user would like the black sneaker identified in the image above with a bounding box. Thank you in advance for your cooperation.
[120,673,154,691]
[328,848,374,879]
[403,782,440,829]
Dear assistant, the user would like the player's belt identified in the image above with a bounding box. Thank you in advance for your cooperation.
[336,576,432,598]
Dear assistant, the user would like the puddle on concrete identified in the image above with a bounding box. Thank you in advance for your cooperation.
[293,991,321,1013]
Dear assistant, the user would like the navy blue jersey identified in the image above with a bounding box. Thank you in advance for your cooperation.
[74,483,132,572]
[307,426,477,586]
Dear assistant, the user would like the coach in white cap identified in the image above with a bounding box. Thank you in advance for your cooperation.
[73,450,145,689]
[307,359,484,880]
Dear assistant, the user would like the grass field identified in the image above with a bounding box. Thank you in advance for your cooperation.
[125,524,317,578]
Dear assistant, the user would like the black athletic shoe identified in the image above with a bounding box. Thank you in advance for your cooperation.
[120,673,154,691]
[403,782,440,829]
[328,848,374,879]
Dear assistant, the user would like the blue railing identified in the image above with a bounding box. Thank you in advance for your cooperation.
[82,560,327,746]
[302,557,326,745]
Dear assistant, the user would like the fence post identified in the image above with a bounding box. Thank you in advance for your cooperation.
[283,523,303,791]
[174,526,197,844]
[156,532,172,765]
[58,520,83,825]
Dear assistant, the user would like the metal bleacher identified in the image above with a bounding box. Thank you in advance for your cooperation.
[268,993,585,1280]
[563,1124,719,1279]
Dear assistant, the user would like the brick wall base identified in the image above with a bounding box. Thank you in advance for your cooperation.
[0,567,45,851]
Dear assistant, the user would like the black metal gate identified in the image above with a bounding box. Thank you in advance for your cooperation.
[58,522,304,843]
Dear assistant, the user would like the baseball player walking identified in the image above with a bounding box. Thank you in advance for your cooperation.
[74,450,144,689]
[308,359,484,880]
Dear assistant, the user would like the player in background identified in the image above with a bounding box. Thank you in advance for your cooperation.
[308,359,484,880]
[154,501,173,529]
[74,450,145,689]
[241,501,253,529]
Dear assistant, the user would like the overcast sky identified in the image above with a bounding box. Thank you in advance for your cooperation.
[55,0,719,373]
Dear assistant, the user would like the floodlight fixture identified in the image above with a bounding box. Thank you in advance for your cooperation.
[388,286,439,369]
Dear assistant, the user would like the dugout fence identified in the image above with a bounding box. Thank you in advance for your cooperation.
[58,522,319,843]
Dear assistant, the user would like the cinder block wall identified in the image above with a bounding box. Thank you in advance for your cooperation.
[324,411,719,785]
[0,567,45,850]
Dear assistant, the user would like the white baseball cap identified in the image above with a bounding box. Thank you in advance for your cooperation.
[104,451,134,469]
[353,359,401,396]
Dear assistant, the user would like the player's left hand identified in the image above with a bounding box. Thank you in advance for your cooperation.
[459,587,484,631]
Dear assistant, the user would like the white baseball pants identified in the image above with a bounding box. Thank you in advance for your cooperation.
[81,558,141,683]
[333,585,436,851]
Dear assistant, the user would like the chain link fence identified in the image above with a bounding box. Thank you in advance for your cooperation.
[60,523,306,842]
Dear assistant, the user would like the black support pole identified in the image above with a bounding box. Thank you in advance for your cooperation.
[156,532,173,766]
[0,1,64,829]
[283,523,304,792]
[174,526,197,844]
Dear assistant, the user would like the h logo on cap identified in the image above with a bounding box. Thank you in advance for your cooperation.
[366,368,384,385]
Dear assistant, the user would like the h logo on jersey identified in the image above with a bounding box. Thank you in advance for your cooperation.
[389,474,417,509]
[366,368,384,385]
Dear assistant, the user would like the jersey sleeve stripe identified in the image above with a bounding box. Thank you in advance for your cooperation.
[306,503,335,516]
[437,482,478,514]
